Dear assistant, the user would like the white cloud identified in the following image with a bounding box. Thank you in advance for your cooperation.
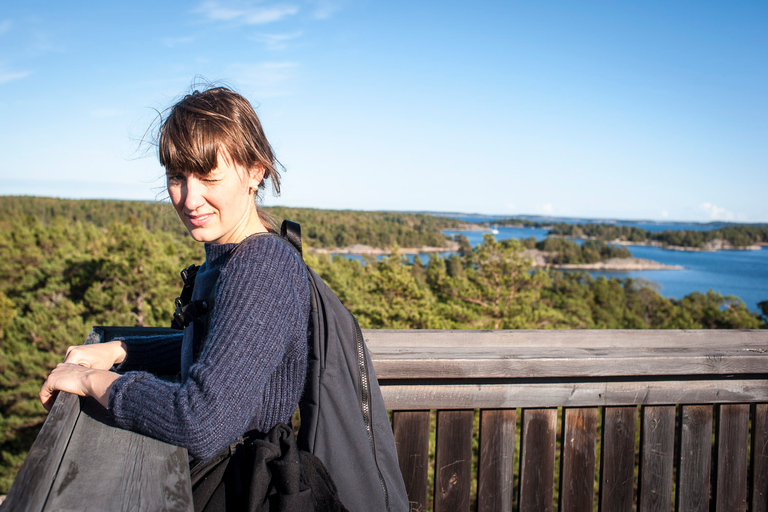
[196,1,299,25]
[229,61,299,97]
[249,31,302,50]
[309,0,343,19]
[699,202,736,221]
[660,210,669,218]
[0,62,32,84]
[537,203,554,214]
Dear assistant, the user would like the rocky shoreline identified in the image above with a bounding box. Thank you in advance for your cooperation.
[309,243,680,270]
[521,249,682,270]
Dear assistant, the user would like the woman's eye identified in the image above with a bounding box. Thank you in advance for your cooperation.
[167,174,184,182]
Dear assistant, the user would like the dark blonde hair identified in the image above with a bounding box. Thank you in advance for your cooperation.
[158,86,281,197]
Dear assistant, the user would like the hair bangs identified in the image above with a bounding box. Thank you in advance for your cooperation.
[159,105,228,176]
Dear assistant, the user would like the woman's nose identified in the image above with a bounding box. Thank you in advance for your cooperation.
[184,177,205,211]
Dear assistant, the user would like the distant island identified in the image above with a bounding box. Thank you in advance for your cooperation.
[488,218,768,251]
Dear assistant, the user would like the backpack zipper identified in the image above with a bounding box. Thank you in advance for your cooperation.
[354,316,390,512]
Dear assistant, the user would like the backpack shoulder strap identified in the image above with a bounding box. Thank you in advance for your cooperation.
[280,220,303,256]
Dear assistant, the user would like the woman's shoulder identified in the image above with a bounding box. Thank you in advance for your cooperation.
[227,233,307,280]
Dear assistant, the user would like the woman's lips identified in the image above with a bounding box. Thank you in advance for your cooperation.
[187,212,213,227]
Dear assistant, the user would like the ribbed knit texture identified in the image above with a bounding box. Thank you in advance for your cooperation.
[109,236,310,461]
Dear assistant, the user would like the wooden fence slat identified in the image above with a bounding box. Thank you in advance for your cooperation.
[518,408,557,512]
[560,408,597,512]
[639,406,675,512]
[676,405,713,512]
[715,404,749,512]
[392,410,431,512]
[599,406,637,512]
[434,410,474,512]
[752,404,768,512]
[477,409,516,512]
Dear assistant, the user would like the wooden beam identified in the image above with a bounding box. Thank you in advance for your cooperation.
[379,379,768,410]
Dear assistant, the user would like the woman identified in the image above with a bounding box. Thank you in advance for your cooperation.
[39,87,311,466]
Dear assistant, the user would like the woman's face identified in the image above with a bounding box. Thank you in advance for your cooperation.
[166,151,264,244]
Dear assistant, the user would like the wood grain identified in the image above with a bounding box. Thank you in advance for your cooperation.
[715,404,749,512]
[379,379,768,410]
[559,408,597,512]
[43,397,192,512]
[518,409,557,512]
[676,405,713,512]
[434,410,474,512]
[364,329,768,379]
[639,406,675,512]
[392,410,431,512]
[599,407,637,512]
[477,409,516,512]
[752,404,768,512]
[1,328,103,512]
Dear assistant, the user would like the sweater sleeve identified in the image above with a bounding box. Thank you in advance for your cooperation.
[108,238,309,461]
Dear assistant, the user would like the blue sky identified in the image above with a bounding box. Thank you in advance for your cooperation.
[2,1,766,222]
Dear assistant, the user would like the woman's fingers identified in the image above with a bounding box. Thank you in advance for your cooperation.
[39,363,121,411]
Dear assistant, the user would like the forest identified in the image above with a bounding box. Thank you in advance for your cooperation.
[0,197,766,492]
[491,217,768,248]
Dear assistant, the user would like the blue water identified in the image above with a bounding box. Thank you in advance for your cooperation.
[450,225,768,313]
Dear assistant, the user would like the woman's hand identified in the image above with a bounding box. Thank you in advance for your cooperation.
[63,340,127,370]
[39,363,121,412]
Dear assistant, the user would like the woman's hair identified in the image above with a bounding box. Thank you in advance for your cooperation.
[158,86,282,197]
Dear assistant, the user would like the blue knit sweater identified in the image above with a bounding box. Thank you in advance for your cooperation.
[108,235,310,461]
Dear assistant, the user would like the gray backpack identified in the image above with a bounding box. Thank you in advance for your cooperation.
[279,220,408,512]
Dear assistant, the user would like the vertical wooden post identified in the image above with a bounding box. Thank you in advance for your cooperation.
[477,409,516,512]
[393,410,431,512]
[434,410,474,512]
[715,404,749,512]
[599,406,637,512]
[752,404,768,512]
[676,405,713,512]
[559,407,598,512]
[518,408,557,512]
[639,406,675,512]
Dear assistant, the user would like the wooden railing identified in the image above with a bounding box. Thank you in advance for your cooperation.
[3,327,768,512]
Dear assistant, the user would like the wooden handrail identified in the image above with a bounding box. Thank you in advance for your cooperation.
[3,327,767,512]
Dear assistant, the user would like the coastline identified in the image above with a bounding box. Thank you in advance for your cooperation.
[522,249,682,270]
[549,234,763,252]
[309,240,460,255]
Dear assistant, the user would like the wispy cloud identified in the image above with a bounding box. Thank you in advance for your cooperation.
[308,0,343,19]
[196,1,299,25]
[162,36,196,48]
[537,203,554,215]
[0,63,32,84]
[0,20,11,35]
[249,31,302,50]
[699,202,736,221]
[230,61,299,97]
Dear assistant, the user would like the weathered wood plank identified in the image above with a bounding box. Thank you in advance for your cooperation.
[639,406,675,512]
[752,404,768,512]
[1,328,103,512]
[599,406,637,512]
[559,408,597,512]
[364,329,768,379]
[518,409,557,512]
[434,410,474,512]
[715,404,749,512]
[379,379,768,410]
[392,410,431,512]
[44,397,192,512]
[477,409,516,512]
[676,405,713,512]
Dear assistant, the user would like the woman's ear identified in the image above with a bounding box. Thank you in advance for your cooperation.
[249,165,266,192]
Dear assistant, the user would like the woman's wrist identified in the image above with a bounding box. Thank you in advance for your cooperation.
[85,368,122,409]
